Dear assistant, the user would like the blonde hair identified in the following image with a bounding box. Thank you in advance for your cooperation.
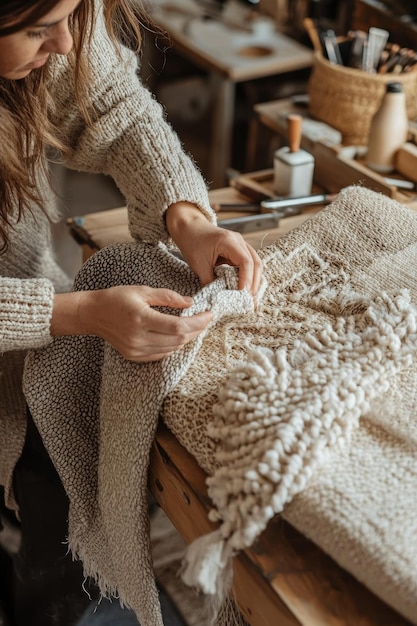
[0,0,143,251]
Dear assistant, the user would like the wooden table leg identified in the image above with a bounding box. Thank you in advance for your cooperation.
[209,74,236,188]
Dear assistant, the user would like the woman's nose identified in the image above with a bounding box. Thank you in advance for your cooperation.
[43,25,73,55]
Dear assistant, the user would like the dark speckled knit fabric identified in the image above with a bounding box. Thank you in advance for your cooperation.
[23,241,257,626]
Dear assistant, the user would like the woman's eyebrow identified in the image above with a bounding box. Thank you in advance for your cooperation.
[32,19,61,28]
[32,0,83,28]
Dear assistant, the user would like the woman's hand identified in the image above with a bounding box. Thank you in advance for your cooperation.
[50,201,262,363]
[165,202,263,295]
[51,287,213,362]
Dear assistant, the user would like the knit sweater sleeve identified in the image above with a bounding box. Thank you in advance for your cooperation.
[0,277,54,352]
[48,8,216,244]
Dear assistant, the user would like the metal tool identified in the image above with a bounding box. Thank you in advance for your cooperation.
[322,29,343,65]
[260,192,336,211]
[215,192,338,233]
[217,212,281,233]
[383,176,417,191]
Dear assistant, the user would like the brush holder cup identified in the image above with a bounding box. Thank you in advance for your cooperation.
[307,52,417,146]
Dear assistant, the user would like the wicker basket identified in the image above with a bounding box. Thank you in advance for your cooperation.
[307,52,417,145]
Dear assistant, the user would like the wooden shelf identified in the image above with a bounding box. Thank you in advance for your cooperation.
[352,0,417,49]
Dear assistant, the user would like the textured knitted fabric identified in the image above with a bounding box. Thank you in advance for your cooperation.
[23,242,260,626]
[163,186,417,624]
[23,186,417,625]
[0,2,215,508]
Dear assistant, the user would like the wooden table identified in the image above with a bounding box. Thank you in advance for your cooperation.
[141,0,313,187]
[67,182,413,626]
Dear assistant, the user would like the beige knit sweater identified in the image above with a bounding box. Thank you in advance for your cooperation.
[0,2,215,509]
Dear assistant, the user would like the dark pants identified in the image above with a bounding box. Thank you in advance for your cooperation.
[0,415,184,626]
[0,413,95,626]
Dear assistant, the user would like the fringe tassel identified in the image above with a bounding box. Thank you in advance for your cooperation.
[180,530,234,600]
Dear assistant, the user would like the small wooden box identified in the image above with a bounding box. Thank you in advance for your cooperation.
[313,141,417,207]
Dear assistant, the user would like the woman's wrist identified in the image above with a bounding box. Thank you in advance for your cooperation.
[50,292,94,337]
[165,201,210,241]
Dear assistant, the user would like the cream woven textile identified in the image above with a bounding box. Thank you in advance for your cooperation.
[23,186,417,625]
[164,185,417,624]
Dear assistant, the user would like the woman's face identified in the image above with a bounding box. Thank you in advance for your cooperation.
[0,0,82,79]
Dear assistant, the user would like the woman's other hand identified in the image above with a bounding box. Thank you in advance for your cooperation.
[165,202,263,295]
[51,287,213,362]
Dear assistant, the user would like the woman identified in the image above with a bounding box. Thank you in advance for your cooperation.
[0,1,263,624]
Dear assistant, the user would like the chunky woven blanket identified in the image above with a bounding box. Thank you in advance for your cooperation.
[24,186,417,625]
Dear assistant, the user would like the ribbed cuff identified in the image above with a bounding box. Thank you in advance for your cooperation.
[0,278,54,351]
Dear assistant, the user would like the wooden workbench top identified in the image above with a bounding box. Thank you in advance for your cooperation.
[67,182,322,259]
